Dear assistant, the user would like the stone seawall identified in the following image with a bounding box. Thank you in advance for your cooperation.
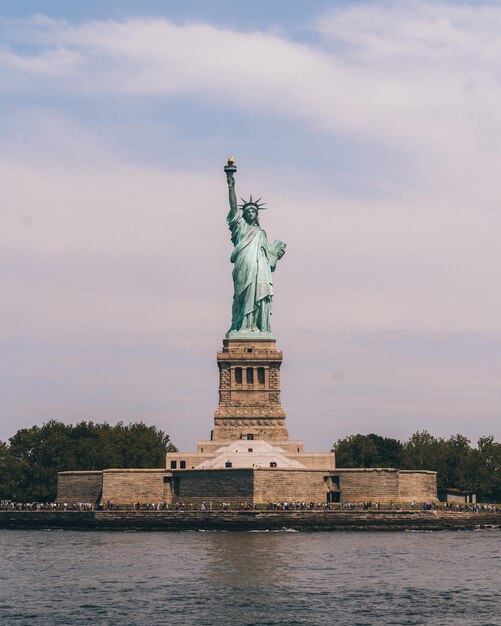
[0,510,499,532]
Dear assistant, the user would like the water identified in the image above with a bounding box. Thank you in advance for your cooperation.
[0,530,500,625]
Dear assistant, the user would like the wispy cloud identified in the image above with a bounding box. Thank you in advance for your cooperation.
[2,6,501,140]
[1,5,501,203]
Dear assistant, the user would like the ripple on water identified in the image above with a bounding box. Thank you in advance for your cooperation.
[0,530,500,625]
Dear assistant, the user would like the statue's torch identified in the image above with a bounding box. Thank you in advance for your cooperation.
[224,156,237,184]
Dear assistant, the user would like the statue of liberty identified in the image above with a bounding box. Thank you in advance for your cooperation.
[224,158,286,335]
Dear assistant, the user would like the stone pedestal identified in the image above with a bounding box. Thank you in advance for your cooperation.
[212,338,289,442]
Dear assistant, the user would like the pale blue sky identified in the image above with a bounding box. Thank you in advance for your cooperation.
[1,1,501,451]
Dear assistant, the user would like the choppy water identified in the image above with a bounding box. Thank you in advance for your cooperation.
[0,529,500,625]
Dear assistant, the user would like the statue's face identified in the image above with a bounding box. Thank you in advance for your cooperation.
[244,208,258,224]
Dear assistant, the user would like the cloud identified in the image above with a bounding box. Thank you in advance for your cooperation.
[1,4,501,204]
[2,5,501,139]
[314,2,501,199]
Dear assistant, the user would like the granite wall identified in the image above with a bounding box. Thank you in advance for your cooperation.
[101,469,167,505]
[398,470,438,502]
[253,469,328,503]
[57,471,103,504]
[57,467,437,505]
[173,468,254,506]
[335,469,437,503]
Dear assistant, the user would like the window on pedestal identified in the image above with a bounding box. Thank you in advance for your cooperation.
[246,367,254,384]
[235,367,242,384]
[257,367,265,385]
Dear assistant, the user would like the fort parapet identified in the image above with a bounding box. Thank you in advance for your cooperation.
[58,466,437,507]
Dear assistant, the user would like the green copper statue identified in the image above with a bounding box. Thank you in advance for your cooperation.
[224,157,286,335]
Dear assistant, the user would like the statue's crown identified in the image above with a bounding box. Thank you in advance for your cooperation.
[239,194,267,212]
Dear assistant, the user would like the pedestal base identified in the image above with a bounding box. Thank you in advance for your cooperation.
[213,337,288,443]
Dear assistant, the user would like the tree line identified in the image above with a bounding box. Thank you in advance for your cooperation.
[1,422,499,503]
[332,431,501,502]
[0,420,177,502]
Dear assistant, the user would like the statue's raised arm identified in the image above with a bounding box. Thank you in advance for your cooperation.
[223,157,286,337]
[225,157,238,222]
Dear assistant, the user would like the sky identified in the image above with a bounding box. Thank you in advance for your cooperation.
[1,0,501,452]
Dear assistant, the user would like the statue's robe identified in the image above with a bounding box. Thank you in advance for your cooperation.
[228,212,272,332]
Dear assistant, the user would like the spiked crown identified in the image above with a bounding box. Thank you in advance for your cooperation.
[239,194,267,213]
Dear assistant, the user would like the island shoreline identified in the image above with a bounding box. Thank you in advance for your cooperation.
[1,510,500,532]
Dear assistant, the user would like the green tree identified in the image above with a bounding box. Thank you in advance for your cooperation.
[401,430,441,471]
[0,441,29,500]
[367,434,403,467]
[468,436,501,502]
[3,420,177,501]
[443,434,472,491]
[332,433,403,467]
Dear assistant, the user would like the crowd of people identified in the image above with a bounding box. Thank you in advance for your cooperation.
[1,499,499,513]
[443,503,499,513]
[0,500,94,511]
[266,501,335,510]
